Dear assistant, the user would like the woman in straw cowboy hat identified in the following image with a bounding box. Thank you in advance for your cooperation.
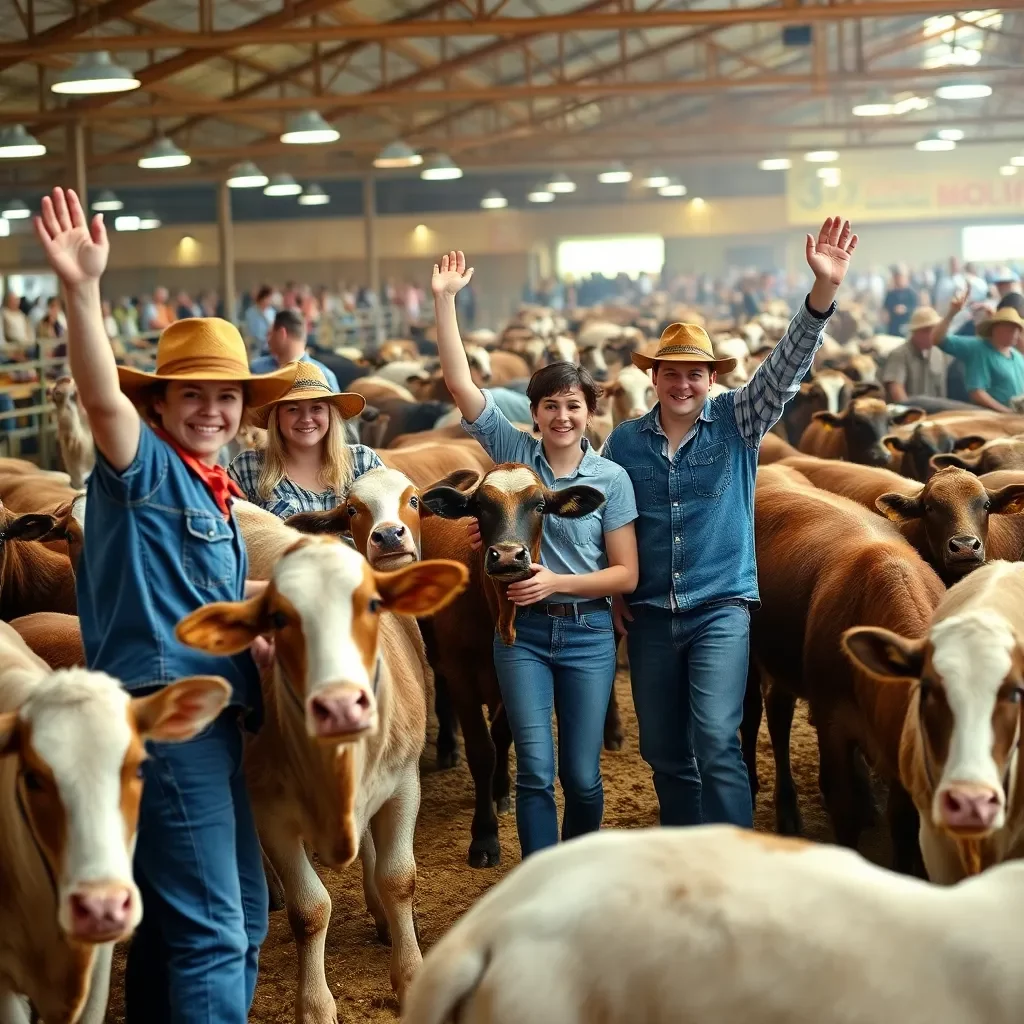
[934,290,1024,414]
[228,360,380,519]
[33,187,296,1024]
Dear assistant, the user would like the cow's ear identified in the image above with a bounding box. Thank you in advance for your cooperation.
[952,435,987,452]
[5,513,58,543]
[374,559,469,616]
[987,483,1024,517]
[544,484,606,518]
[929,452,971,472]
[133,676,231,743]
[288,508,351,536]
[881,434,907,454]
[421,485,474,520]
[852,381,884,400]
[175,595,269,655]
[891,406,926,426]
[841,626,926,682]
[811,410,844,428]
[438,469,481,493]
[875,491,924,523]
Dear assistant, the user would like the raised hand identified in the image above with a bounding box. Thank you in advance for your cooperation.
[948,289,969,316]
[805,216,858,288]
[432,250,474,299]
[33,188,109,288]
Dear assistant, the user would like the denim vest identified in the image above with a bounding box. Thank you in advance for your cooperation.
[603,389,758,611]
[78,423,259,707]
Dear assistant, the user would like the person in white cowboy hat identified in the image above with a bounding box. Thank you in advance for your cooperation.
[228,360,379,520]
[32,187,298,1024]
[934,290,1024,413]
[601,215,859,832]
[881,305,955,405]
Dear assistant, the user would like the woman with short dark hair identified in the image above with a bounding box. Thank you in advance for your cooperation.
[431,250,639,859]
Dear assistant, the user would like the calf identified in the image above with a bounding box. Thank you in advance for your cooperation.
[745,467,945,872]
[780,368,853,445]
[404,825,1024,1024]
[931,434,1024,475]
[0,620,227,1023]
[885,413,1024,481]
[843,560,1024,883]
[602,365,655,426]
[0,501,77,620]
[177,538,468,1019]
[48,377,95,490]
[798,397,925,466]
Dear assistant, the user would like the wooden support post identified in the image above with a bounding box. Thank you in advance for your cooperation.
[217,180,237,327]
[66,119,87,200]
[363,171,383,346]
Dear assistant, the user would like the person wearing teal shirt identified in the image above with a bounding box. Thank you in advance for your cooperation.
[934,293,1024,413]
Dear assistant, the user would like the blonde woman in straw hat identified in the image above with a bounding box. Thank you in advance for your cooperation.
[934,290,1024,414]
[228,360,381,519]
[601,215,859,833]
[33,186,297,1024]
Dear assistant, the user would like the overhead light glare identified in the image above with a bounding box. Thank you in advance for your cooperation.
[658,178,687,197]
[226,161,269,188]
[642,170,671,188]
[890,95,931,115]
[1,199,31,220]
[937,128,965,141]
[51,51,140,95]
[480,189,508,209]
[547,172,577,193]
[597,162,632,183]
[1009,156,1024,167]
[280,110,340,145]
[0,124,46,159]
[373,141,422,168]
[138,137,191,169]
[420,153,463,181]
[935,81,992,100]
[114,215,141,232]
[804,150,839,163]
[999,165,1018,176]
[298,184,330,206]
[758,157,792,170]
[915,132,956,151]
[91,189,123,212]
[527,186,555,203]
[263,173,303,197]
[138,212,161,230]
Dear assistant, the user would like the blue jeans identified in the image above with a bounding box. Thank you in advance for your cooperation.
[124,711,268,1024]
[492,606,617,857]
[627,602,753,828]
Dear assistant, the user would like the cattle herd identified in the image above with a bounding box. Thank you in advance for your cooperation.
[2,293,1024,1023]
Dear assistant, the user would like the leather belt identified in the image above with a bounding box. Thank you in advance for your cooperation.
[525,598,610,618]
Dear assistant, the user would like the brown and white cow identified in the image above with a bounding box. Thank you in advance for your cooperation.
[0,620,227,1023]
[48,378,95,491]
[602,365,656,426]
[798,397,925,466]
[177,538,468,1020]
[843,560,1024,883]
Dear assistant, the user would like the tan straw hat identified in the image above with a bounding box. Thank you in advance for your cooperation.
[907,306,943,332]
[631,322,737,374]
[978,306,1024,339]
[251,360,365,429]
[118,317,298,406]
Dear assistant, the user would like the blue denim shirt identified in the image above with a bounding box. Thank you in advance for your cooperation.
[249,351,341,393]
[463,390,638,604]
[78,422,260,707]
[602,296,834,611]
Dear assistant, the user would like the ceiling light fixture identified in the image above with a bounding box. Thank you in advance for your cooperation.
[937,128,965,141]
[1,199,31,220]
[817,167,842,187]
[480,189,508,209]
[658,178,687,197]
[890,94,931,115]
[852,90,892,117]
[527,185,555,203]
[51,51,140,95]
[999,165,1018,176]
[690,197,706,208]
[91,189,123,212]
[758,157,792,170]
[137,137,191,169]
[114,215,140,232]
[373,141,422,168]
[298,183,330,206]
[597,162,632,183]
[547,172,577,193]
[226,161,269,188]
[263,173,303,196]
[642,170,671,188]
[280,110,340,145]
[0,219,9,238]
[138,212,161,230]
[1009,156,1024,167]
[420,153,463,181]
[0,125,46,159]
[804,150,839,163]
[935,81,992,100]
[915,131,956,151]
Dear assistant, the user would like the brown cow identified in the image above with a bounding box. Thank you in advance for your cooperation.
[744,466,945,872]
[177,537,468,1017]
[758,433,800,464]
[883,413,1024,481]
[780,369,868,445]
[10,612,84,670]
[843,559,1024,883]
[380,440,493,491]
[798,397,925,466]
[0,621,228,1023]
[0,502,76,620]
[931,434,1024,476]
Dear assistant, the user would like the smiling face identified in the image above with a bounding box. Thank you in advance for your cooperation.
[652,361,715,420]
[154,380,244,463]
[533,387,589,453]
[277,398,331,451]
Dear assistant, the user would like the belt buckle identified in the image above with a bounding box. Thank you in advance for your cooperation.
[548,602,567,617]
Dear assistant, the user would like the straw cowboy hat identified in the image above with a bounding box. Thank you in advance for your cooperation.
[251,361,365,429]
[117,317,298,406]
[631,322,738,374]
[906,306,943,333]
[978,306,1024,339]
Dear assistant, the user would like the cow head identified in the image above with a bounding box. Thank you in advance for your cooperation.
[44,494,87,574]
[882,422,982,481]
[842,589,1024,842]
[0,669,228,943]
[421,464,604,644]
[604,365,656,425]
[356,405,391,449]
[177,537,467,744]
[875,467,1024,581]
[814,398,925,467]
[47,376,79,412]
[465,345,492,384]
[578,342,608,382]
[546,335,580,370]
[931,436,1024,476]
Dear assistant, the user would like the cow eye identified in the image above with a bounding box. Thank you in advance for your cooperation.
[271,611,288,630]
[984,500,992,512]
[409,495,419,510]
[1006,687,1024,705]
[21,770,43,792]
[368,597,382,613]
[535,501,546,513]
[346,505,358,517]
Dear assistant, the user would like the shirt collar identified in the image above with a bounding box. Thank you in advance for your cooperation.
[640,400,713,437]
[153,426,243,518]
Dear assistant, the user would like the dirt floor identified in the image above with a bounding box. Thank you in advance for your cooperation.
[106,671,891,1023]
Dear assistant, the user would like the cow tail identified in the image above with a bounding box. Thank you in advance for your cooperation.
[404,942,488,1024]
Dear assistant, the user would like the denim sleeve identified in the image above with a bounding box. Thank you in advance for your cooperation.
[937,333,978,360]
[91,420,169,505]
[320,362,341,392]
[601,464,638,533]
[461,388,534,464]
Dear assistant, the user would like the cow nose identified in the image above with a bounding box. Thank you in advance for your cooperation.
[486,545,529,567]
[68,884,134,941]
[593,369,608,382]
[939,785,1002,833]
[370,524,406,548]
[308,686,375,740]
[948,534,982,554]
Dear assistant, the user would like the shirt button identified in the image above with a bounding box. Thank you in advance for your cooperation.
[673,501,679,507]
[673,572,680,578]
[675,536,680,542]
[208,529,215,538]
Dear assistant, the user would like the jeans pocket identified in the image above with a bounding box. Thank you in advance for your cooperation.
[182,510,236,589]
[577,609,614,633]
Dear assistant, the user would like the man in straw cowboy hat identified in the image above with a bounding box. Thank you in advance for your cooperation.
[881,305,955,406]
[934,290,1024,414]
[33,187,298,1024]
[602,215,858,830]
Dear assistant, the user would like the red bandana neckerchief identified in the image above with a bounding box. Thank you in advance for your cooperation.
[154,426,243,519]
